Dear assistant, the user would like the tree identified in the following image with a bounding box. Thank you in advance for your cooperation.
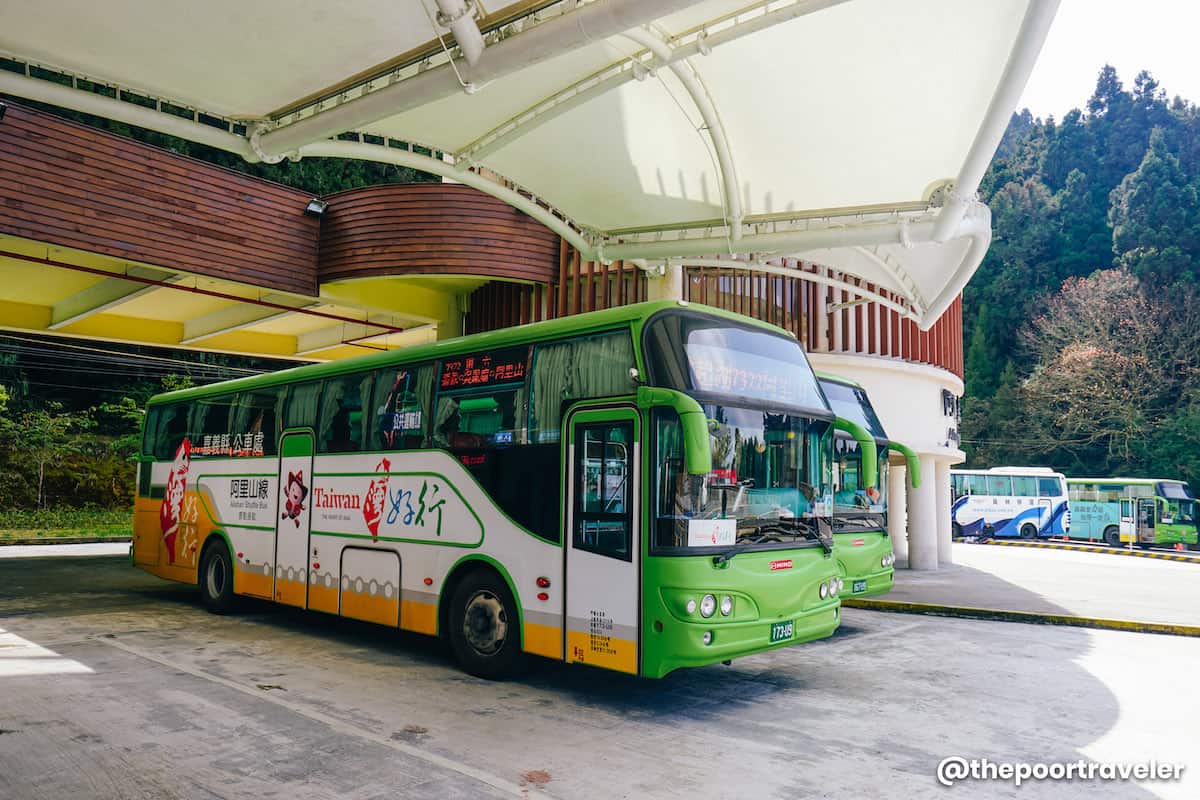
[11,403,93,509]
[1109,127,1200,287]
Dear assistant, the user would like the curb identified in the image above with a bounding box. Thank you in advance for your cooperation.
[0,536,131,547]
[842,598,1200,637]
[955,537,1200,563]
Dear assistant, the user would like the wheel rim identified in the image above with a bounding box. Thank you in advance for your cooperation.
[206,555,227,598]
[462,589,507,657]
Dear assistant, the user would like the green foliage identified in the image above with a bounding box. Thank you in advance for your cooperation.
[963,65,1200,488]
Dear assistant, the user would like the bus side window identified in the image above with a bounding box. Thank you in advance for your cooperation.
[318,372,372,453]
[232,387,283,456]
[1011,476,1037,497]
[190,395,236,456]
[986,476,1012,496]
[153,402,190,459]
[528,332,638,444]
[372,364,434,450]
[1038,478,1060,497]
[283,381,322,431]
[142,406,161,457]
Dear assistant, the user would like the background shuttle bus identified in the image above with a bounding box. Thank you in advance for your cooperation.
[133,301,844,679]
[950,467,1070,539]
[1066,478,1198,548]
[815,373,914,598]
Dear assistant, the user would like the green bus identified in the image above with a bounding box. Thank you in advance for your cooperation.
[815,373,920,597]
[1065,478,1198,549]
[133,300,844,679]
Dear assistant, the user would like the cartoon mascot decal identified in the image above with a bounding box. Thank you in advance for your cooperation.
[159,438,191,564]
[281,470,309,527]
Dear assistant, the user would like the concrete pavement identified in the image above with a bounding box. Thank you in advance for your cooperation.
[1,554,1197,799]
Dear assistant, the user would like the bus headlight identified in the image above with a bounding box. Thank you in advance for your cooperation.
[686,598,697,615]
[699,594,717,618]
[836,578,844,592]
[819,583,829,600]
[702,631,713,645]
[720,595,734,616]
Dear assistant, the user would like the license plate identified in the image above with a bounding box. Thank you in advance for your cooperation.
[852,580,867,594]
[770,620,794,643]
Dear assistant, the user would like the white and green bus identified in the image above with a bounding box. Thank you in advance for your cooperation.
[1066,478,1198,548]
[815,373,920,596]
[133,301,844,679]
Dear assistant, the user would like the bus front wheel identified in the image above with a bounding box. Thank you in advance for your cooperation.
[448,569,524,680]
[1103,526,1121,548]
[199,541,237,614]
[1020,523,1038,540]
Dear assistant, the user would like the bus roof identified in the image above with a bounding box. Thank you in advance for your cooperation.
[1066,477,1188,486]
[951,467,1064,476]
[814,371,862,389]
[147,300,791,407]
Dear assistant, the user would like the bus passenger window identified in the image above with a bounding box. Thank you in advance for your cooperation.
[190,396,236,456]
[283,381,322,431]
[1038,478,1061,497]
[373,364,434,450]
[318,372,372,453]
[434,388,526,450]
[529,332,637,443]
[1011,476,1037,497]
[153,403,190,459]
[231,388,283,456]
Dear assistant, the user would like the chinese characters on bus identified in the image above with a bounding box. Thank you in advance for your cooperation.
[194,431,266,457]
[440,348,527,390]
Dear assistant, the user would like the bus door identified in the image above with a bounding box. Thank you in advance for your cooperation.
[563,405,641,675]
[275,430,315,608]
[1119,499,1136,543]
[1137,498,1156,544]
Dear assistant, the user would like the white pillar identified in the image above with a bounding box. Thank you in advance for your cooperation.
[647,262,683,302]
[936,460,953,565]
[888,463,908,565]
[907,454,938,570]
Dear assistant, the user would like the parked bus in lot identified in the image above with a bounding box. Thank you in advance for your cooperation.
[815,373,921,597]
[133,301,843,679]
[950,467,1070,539]
[1065,478,1198,549]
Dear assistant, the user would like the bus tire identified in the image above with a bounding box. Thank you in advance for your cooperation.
[199,540,237,614]
[1020,523,1038,540]
[448,569,524,680]
[1103,526,1121,548]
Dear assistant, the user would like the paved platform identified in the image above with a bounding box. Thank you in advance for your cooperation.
[884,543,1200,630]
[1,554,1197,799]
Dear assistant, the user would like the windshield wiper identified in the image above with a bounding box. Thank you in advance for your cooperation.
[712,518,833,562]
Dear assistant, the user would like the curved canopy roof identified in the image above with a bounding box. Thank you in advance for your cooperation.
[0,0,1058,328]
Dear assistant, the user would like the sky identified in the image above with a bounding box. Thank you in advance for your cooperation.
[1017,0,1200,119]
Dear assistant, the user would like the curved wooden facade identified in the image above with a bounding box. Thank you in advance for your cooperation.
[318,183,560,284]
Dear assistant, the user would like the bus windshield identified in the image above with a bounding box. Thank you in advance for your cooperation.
[643,312,827,413]
[653,405,833,553]
[832,439,887,532]
[820,380,887,440]
[1159,482,1196,525]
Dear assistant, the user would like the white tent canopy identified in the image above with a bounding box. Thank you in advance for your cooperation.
[0,0,1059,328]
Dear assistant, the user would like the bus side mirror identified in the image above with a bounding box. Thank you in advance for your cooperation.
[636,386,712,476]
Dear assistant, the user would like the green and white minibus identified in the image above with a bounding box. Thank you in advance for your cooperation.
[133,301,844,679]
[815,373,920,597]
[1066,478,1198,548]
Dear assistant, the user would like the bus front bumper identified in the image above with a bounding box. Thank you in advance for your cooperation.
[642,600,841,679]
[838,566,894,599]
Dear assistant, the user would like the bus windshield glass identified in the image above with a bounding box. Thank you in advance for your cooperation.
[653,405,832,553]
[820,380,887,440]
[1159,482,1196,525]
[644,313,827,412]
[832,440,887,532]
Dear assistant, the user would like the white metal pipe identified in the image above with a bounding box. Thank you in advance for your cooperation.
[931,0,1059,241]
[623,27,743,240]
[259,0,708,156]
[598,208,993,330]
[297,139,594,257]
[0,70,258,160]
[434,0,485,66]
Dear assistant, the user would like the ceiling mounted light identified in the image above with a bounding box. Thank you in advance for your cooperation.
[304,198,328,217]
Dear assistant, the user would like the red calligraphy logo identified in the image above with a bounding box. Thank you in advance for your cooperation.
[159,439,191,564]
[363,458,391,538]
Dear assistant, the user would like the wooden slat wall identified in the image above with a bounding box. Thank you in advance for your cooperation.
[0,102,320,295]
[319,184,560,284]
